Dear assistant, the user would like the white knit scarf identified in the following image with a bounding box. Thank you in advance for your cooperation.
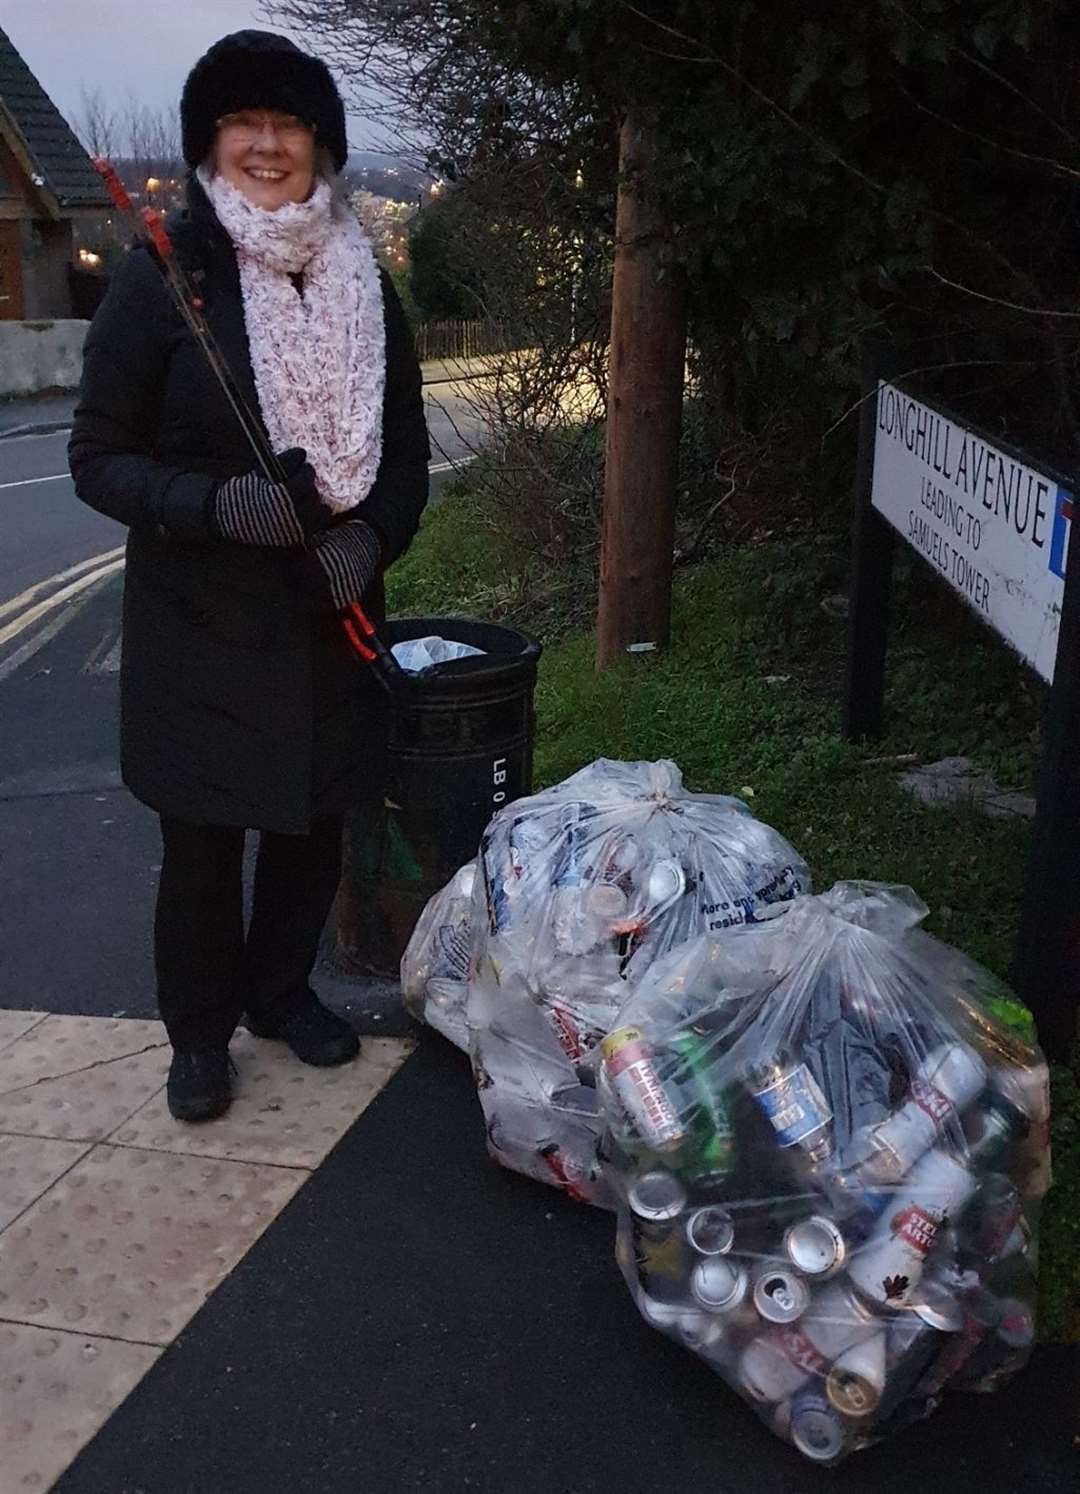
[200,168,385,512]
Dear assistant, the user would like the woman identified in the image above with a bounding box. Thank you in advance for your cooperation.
[69,31,429,1122]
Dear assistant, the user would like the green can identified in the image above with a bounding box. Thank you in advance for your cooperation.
[664,1029,736,1189]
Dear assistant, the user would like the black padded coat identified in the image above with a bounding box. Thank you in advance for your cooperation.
[69,179,429,834]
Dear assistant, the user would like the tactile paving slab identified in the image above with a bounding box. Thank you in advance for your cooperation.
[0,1048,170,1143]
[0,1010,48,1055]
[0,1321,159,1494]
[0,1136,90,1232]
[0,1015,167,1094]
[112,1033,413,1168]
[0,1143,304,1343]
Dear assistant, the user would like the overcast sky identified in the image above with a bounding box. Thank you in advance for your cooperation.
[2,0,392,152]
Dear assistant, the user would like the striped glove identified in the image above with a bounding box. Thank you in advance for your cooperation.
[305,519,382,613]
[210,449,329,548]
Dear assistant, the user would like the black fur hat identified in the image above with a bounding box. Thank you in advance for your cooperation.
[181,31,347,172]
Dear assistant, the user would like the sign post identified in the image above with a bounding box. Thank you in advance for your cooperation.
[843,343,897,741]
[843,346,1078,1058]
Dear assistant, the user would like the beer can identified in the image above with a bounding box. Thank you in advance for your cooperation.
[626,1171,688,1301]
[790,1388,847,1463]
[950,1297,1035,1392]
[914,1287,1002,1398]
[784,1216,846,1279]
[826,1330,886,1419]
[746,1055,833,1162]
[961,1172,1026,1265]
[685,1205,735,1256]
[965,1092,1029,1167]
[628,1169,687,1222]
[665,1029,736,1186]
[602,1027,687,1148]
[1002,1058,1052,1197]
[846,1147,976,1307]
[753,1266,811,1325]
[691,1256,750,1315]
[859,1041,988,1182]
[877,1281,964,1420]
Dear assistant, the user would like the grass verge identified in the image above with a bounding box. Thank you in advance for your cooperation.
[387,497,1079,1342]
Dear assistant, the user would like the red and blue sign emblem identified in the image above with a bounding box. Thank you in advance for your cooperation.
[1050,488,1073,581]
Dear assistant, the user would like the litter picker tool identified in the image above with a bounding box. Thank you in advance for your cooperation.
[93,158,406,693]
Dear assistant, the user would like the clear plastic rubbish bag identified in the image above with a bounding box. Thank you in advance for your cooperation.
[467,758,810,1206]
[401,861,477,1050]
[391,635,486,673]
[597,882,1048,1463]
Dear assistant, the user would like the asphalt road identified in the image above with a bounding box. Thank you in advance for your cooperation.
[0,431,124,607]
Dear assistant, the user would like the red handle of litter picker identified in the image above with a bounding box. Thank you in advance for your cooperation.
[94,157,134,216]
[341,614,376,663]
[142,206,175,264]
[342,601,407,691]
[96,160,174,265]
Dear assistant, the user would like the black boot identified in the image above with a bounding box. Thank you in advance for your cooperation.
[246,992,360,1067]
[167,1048,233,1122]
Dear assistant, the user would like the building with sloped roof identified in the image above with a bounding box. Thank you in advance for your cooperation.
[0,24,110,319]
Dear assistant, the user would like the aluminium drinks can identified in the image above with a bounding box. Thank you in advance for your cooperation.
[789,1388,848,1463]
[746,1054,834,1163]
[753,1266,811,1325]
[626,1171,689,1303]
[665,1028,736,1188]
[991,1057,1051,1197]
[685,1205,735,1256]
[602,1026,687,1148]
[846,1147,976,1308]
[691,1256,750,1315]
[825,1329,886,1419]
[876,1280,964,1420]
[950,1297,1035,1393]
[784,1216,847,1280]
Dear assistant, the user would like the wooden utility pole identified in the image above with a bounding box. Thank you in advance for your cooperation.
[596,107,688,670]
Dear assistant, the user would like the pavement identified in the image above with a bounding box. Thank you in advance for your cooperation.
[0,1011,411,1493]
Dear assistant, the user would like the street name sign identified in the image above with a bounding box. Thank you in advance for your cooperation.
[871,381,1072,683]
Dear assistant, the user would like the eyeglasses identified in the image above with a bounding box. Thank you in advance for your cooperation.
[216,112,314,144]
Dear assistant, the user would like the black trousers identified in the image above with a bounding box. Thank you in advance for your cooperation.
[154,814,344,1051]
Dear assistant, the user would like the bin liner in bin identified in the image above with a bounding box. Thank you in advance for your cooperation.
[464,758,810,1206]
[596,882,1048,1464]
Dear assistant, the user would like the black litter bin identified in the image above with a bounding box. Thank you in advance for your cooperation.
[337,616,541,976]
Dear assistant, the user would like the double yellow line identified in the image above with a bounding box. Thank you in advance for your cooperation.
[0,547,125,675]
